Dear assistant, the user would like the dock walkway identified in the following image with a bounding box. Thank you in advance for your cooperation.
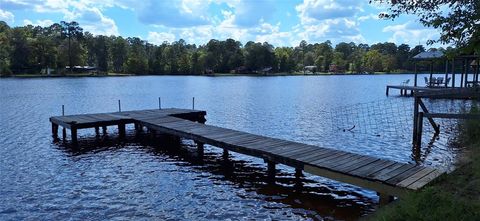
[50,108,444,201]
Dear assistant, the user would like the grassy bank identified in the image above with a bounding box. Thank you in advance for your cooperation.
[370,106,480,220]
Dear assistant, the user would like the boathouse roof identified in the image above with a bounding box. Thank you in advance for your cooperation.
[413,51,444,60]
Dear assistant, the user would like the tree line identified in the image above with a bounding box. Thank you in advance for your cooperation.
[0,21,454,76]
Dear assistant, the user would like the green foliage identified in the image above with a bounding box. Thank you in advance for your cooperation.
[1,21,458,76]
[372,0,479,53]
[372,103,480,221]
[372,187,480,221]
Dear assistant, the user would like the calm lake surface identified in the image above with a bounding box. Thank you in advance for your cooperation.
[0,74,465,220]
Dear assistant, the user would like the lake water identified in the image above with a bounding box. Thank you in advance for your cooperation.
[0,74,466,220]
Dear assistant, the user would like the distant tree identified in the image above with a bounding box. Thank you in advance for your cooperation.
[363,50,383,73]
[372,0,479,53]
[111,36,128,73]
[0,21,12,75]
[60,21,83,72]
[95,35,109,72]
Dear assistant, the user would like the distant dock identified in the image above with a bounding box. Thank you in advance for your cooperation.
[50,108,444,204]
[385,85,445,96]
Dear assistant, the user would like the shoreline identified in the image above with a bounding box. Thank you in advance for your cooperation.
[0,71,433,79]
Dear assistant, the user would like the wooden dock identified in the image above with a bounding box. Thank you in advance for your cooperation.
[50,108,444,203]
[385,85,446,96]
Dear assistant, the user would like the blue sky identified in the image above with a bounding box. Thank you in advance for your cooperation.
[0,0,440,47]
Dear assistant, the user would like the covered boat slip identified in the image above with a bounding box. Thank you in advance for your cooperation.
[50,108,444,202]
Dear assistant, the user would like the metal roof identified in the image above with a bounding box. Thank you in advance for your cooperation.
[413,51,444,59]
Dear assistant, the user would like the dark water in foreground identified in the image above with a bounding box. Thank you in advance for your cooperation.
[0,75,464,220]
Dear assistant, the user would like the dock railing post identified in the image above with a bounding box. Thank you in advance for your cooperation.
[415,112,424,148]
[61,105,66,140]
[118,100,121,112]
[412,97,419,145]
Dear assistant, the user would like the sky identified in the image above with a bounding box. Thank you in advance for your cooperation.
[0,0,441,47]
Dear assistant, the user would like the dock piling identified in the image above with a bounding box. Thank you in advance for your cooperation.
[71,128,77,143]
[118,123,126,137]
[192,97,195,110]
[51,123,58,138]
[118,100,121,112]
[222,149,229,160]
[159,97,161,110]
[267,160,276,181]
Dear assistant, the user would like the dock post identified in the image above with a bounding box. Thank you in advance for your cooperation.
[222,149,229,160]
[102,126,107,134]
[118,123,126,137]
[192,97,195,110]
[386,86,389,96]
[95,126,100,135]
[71,128,77,143]
[62,127,67,140]
[412,97,419,145]
[378,193,395,205]
[51,123,58,138]
[267,160,276,181]
[415,112,424,148]
[197,142,204,156]
[295,168,303,178]
[118,99,121,112]
[134,123,142,132]
[158,97,161,110]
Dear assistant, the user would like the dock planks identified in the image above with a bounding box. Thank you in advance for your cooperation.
[50,108,444,198]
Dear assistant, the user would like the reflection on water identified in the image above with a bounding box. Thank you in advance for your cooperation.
[0,75,465,220]
[56,131,377,220]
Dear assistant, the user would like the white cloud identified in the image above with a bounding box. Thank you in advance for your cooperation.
[358,13,379,22]
[296,0,362,23]
[383,21,440,45]
[70,7,119,36]
[147,31,176,44]
[0,9,14,24]
[23,19,54,27]
[294,0,366,44]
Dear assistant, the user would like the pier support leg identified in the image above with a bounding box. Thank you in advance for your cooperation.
[62,128,67,140]
[295,168,303,178]
[415,112,424,148]
[102,126,107,134]
[134,123,142,132]
[51,123,58,138]
[95,126,100,136]
[386,86,389,96]
[118,124,126,138]
[294,168,304,189]
[222,149,229,160]
[197,142,204,157]
[267,160,276,182]
[378,193,395,205]
[71,128,77,143]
